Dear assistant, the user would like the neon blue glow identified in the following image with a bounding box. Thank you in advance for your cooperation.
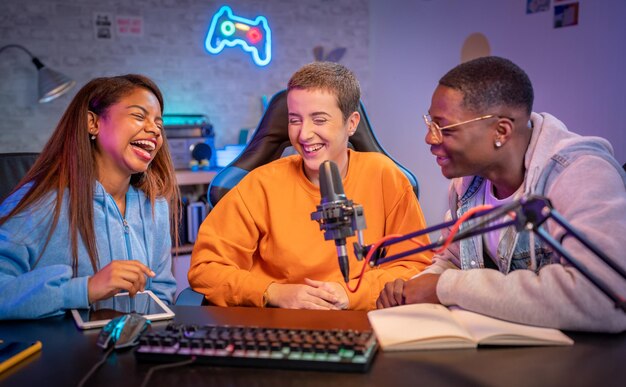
[205,5,272,67]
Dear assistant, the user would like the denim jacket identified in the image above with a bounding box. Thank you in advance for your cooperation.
[422,112,626,332]
[453,175,554,274]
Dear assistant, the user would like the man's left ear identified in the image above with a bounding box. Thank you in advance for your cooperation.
[348,111,360,136]
[494,117,514,146]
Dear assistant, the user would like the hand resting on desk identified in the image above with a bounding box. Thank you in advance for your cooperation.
[266,278,349,310]
[376,274,441,309]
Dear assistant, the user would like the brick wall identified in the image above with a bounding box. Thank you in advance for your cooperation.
[0,0,369,151]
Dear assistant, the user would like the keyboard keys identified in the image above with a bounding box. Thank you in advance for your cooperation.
[135,323,377,372]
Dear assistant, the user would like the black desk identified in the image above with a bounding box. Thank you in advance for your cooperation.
[1,306,625,387]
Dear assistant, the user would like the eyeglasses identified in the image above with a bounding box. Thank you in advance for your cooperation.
[423,114,514,144]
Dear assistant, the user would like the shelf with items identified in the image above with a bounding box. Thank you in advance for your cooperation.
[176,169,217,185]
[173,169,218,256]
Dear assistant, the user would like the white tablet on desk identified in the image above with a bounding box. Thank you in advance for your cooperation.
[71,290,175,330]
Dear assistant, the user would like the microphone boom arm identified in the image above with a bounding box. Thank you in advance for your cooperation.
[368,195,626,312]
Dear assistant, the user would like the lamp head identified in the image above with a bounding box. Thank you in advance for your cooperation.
[36,63,76,103]
[0,44,75,103]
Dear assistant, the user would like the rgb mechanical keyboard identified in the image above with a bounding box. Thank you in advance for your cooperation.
[135,322,378,372]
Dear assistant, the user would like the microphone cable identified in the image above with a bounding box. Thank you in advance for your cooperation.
[345,205,497,293]
[346,234,403,293]
[432,205,495,254]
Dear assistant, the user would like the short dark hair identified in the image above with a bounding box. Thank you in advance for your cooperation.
[439,56,534,115]
[287,61,361,121]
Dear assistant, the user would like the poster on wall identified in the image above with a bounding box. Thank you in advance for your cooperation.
[526,0,550,14]
[93,12,113,40]
[116,16,144,37]
[554,2,579,28]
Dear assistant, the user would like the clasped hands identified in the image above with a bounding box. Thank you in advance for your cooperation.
[264,274,441,310]
[265,278,349,310]
[375,274,441,309]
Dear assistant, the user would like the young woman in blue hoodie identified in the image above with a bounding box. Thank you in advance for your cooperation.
[0,74,179,319]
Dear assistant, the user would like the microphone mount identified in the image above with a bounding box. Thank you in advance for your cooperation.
[311,198,366,246]
[368,195,625,312]
[310,160,368,283]
[311,185,625,312]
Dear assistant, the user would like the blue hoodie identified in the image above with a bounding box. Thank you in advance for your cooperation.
[0,181,176,319]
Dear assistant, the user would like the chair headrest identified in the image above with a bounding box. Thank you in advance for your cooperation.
[0,152,39,202]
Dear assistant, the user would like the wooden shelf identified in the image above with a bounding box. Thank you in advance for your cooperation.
[175,169,218,186]
[173,243,195,255]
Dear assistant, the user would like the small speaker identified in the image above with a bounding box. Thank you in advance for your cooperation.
[164,114,216,170]
[191,142,213,162]
[168,137,216,170]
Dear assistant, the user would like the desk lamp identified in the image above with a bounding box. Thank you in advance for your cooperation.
[0,44,75,103]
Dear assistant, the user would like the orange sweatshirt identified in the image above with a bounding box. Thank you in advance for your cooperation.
[189,150,432,310]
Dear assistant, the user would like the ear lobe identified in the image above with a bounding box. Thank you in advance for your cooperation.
[495,117,514,142]
[87,111,99,136]
[348,111,360,136]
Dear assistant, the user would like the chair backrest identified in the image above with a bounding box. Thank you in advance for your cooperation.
[175,287,208,306]
[208,89,419,208]
[0,153,39,202]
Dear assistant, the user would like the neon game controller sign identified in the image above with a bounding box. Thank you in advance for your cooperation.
[205,5,272,66]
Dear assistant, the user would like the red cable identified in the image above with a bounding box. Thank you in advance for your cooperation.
[432,205,494,254]
[345,234,401,293]
[345,204,503,293]
[346,234,430,293]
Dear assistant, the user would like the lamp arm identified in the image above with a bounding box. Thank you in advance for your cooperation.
[0,44,45,69]
[365,194,625,312]
[0,44,35,59]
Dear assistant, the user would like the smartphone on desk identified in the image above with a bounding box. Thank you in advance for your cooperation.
[0,340,42,374]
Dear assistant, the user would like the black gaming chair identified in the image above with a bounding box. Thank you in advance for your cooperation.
[207,89,419,208]
[0,152,39,203]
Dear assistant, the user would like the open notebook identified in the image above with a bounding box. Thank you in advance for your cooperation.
[368,304,574,351]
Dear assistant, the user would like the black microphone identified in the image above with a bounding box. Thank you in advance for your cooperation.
[311,160,366,283]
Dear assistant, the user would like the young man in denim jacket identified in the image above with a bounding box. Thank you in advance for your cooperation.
[377,56,626,333]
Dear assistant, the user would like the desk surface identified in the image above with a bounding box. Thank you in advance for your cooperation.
[1,306,625,387]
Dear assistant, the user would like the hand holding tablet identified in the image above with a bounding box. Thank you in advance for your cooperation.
[87,260,156,303]
[71,290,174,330]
